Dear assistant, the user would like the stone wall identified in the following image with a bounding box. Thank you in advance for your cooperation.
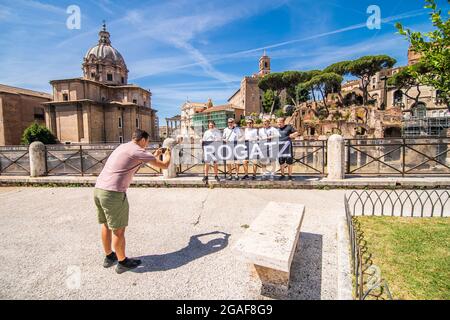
[0,92,49,145]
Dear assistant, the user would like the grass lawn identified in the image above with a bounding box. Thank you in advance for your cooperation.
[355,217,450,300]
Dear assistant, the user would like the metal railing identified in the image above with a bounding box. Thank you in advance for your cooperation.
[346,137,450,176]
[0,146,30,176]
[44,142,162,176]
[344,190,450,300]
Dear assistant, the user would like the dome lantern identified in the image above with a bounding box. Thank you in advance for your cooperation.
[82,22,128,85]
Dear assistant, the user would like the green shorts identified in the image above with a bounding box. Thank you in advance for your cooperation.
[94,188,129,230]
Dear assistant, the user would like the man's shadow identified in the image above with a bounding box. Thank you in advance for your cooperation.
[132,231,230,273]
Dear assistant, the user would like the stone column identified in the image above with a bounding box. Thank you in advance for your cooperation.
[327,134,345,179]
[162,138,177,179]
[29,141,46,177]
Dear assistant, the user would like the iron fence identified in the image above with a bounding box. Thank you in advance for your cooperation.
[346,137,450,176]
[0,146,30,176]
[344,189,450,300]
[44,142,161,176]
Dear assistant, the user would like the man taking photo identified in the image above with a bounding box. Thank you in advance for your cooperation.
[94,129,171,274]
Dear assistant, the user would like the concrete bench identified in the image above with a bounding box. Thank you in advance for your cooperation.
[233,201,305,297]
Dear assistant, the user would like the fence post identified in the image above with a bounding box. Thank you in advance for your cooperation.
[80,145,84,176]
[327,134,346,179]
[29,141,46,177]
[162,138,177,179]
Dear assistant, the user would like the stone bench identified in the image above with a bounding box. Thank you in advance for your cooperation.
[233,201,305,297]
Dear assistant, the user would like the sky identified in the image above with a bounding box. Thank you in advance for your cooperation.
[0,0,449,123]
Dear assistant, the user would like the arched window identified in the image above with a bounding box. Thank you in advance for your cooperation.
[412,102,427,118]
[393,90,403,106]
[436,90,444,104]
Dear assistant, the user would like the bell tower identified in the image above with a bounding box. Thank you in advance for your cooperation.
[259,49,271,76]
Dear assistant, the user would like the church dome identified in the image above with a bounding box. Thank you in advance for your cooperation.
[84,23,126,68]
[82,22,128,85]
[84,43,126,67]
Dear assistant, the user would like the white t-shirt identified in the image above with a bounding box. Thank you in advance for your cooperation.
[223,126,242,142]
[202,129,221,142]
[244,128,259,141]
[258,126,279,140]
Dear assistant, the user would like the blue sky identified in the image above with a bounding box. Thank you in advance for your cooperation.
[0,0,448,123]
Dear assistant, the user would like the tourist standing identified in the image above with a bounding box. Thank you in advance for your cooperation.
[242,118,258,180]
[94,129,171,274]
[276,117,299,181]
[222,118,242,180]
[258,118,279,181]
[202,120,221,183]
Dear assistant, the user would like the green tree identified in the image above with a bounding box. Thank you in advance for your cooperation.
[299,72,343,110]
[282,71,314,106]
[323,60,352,76]
[325,55,396,105]
[388,62,430,108]
[21,123,57,145]
[275,109,285,118]
[258,72,285,114]
[261,89,280,113]
[396,0,450,108]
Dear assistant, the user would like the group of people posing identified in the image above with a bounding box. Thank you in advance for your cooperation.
[201,117,299,182]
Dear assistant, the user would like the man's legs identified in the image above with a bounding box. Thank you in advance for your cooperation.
[112,228,126,262]
[280,163,286,176]
[101,224,113,255]
[113,227,142,274]
[243,160,249,175]
[203,164,209,182]
[252,163,257,176]
[269,161,276,180]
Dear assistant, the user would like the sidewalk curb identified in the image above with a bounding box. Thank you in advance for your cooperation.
[1,176,450,189]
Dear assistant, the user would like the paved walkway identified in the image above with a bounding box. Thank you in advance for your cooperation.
[0,187,349,300]
[1,175,450,189]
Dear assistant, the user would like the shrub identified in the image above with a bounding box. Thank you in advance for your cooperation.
[21,123,57,145]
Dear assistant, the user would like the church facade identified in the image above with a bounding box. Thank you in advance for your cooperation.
[44,24,158,144]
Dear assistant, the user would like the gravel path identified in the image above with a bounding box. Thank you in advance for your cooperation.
[0,187,347,300]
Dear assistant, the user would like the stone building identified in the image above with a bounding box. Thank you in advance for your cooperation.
[192,103,244,132]
[180,99,212,137]
[227,51,271,115]
[0,84,51,145]
[44,23,158,144]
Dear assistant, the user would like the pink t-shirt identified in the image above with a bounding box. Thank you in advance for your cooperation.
[95,142,155,192]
